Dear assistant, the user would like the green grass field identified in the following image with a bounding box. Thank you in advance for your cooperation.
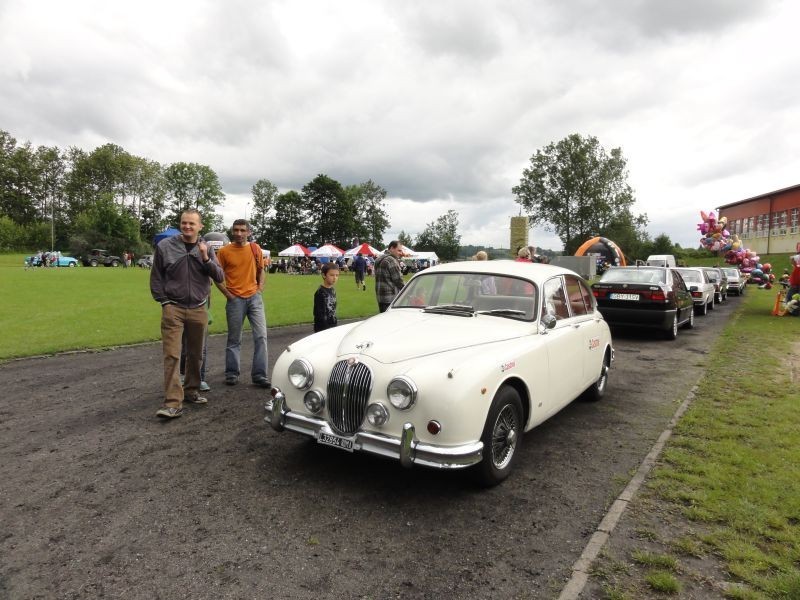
[594,288,800,599]
[0,253,381,359]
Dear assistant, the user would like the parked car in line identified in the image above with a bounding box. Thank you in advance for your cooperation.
[702,267,728,303]
[81,249,122,267]
[24,253,79,267]
[136,254,153,268]
[722,267,746,295]
[591,266,694,339]
[265,261,614,486]
[675,267,716,315]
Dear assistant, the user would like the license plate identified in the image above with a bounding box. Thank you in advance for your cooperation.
[318,431,354,452]
[609,293,639,301]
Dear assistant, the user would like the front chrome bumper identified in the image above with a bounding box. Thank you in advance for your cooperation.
[265,389,483,470]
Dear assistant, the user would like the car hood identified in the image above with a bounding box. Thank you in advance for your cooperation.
[335,309,533,364]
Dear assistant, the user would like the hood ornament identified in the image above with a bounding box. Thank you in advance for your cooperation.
[355,341,373,351]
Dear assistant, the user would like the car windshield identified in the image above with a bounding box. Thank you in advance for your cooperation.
[722,269,738,277]
[676,269,703,283]
[394,271,537,320]
[600,268,665,284]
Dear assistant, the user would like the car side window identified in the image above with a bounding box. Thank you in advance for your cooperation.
[564,275,589,316]
[542,277,570,320]
[670,270,687,291]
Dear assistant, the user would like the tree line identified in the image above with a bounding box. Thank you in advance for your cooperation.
[3,127,681,264]
[0,129,468,261]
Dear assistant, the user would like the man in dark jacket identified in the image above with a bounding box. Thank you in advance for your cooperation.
[150,209,224,419]
[374,240,405,312]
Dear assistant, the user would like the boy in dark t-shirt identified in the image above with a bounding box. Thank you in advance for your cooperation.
[314,263,340,332]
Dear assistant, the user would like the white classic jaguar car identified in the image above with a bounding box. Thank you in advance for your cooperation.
[266,260,614,485]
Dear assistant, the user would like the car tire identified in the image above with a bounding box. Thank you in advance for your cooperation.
[474,386,523,486]
[664,313,678,340]
[584,351,610,402]
[111,260,119,267]
[90,259,98,267]
[69,262,76,267]
[699,300,708,316]
[708,298,714,311]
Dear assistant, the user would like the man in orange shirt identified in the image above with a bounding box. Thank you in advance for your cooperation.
[215,219,270,387]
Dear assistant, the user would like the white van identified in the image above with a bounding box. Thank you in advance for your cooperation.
[646,254,677,268]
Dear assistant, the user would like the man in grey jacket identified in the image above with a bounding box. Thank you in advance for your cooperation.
[374,240,405,312]
[150,209,225,419]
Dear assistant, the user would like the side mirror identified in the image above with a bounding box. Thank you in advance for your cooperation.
[540,313,557,330]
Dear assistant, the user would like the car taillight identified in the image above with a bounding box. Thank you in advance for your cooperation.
[592,289,607,298]
[650,290,666,302]
[691,291,702,298]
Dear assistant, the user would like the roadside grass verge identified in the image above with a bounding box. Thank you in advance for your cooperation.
[0,253,381,359]
[593,288,800,598]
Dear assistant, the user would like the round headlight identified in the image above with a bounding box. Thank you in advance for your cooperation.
[303,389,325,414]
[288,358,313,390]
[387,376,417,410]
[366,402,389,427]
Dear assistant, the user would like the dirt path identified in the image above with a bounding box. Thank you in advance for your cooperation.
[0,303,736,599]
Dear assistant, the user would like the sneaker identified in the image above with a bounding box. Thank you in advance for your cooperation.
[252,377,272,388]
[184,396,208,404]
[225,376,239,386]
[156,406,184,419]
[199,381,211,392]
[362,284,366,291]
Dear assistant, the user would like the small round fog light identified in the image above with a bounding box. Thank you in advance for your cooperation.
[303,389,325,414]
[427,420,442,435]
[366,403,389,427]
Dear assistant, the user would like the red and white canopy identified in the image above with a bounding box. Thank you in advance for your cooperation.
[277,244,311,257]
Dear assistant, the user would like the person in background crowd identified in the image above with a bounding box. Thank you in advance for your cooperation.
[374,240,405,313]
[786,250,800,307]
[353,252,367,291]
[215,219,271,388]
[475,250,497,295]
[516,247,532,262]
[150,209,224,419]
[313,263,339,332]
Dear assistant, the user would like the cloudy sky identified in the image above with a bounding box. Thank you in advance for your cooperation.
[2,0,798,250]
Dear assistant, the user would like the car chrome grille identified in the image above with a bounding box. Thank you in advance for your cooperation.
[327,360,372,435]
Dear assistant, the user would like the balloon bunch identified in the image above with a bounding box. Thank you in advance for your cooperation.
[697,211,732,252]
[724,247,775,288]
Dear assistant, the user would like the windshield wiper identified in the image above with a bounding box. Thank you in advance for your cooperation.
[423,304,475,316]
[476,309,526,317]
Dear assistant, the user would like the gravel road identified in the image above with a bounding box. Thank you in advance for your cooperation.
[0,300,736,599]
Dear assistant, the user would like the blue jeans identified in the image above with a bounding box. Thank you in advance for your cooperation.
[225,293,269,380]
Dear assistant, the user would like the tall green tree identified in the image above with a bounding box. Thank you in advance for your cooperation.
[250,178,279,245]
[397,230,415,248]
[512,134,643,254]
[69,195,141,256]
[415,209,461,261]
[162,162,224,227]
[302,174,349,246]
[350,179,390,247]
[0,132,39,225]
[267,190,311,250]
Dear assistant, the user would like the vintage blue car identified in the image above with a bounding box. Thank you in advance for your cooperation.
[25,253,79,267]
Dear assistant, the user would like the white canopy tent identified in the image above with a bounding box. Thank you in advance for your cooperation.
[277,244,310,257]
[412,251,439,265]
[310,244,345,258]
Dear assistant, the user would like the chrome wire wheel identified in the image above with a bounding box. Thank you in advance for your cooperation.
[475,386,524,486]
[490,404,519,470]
